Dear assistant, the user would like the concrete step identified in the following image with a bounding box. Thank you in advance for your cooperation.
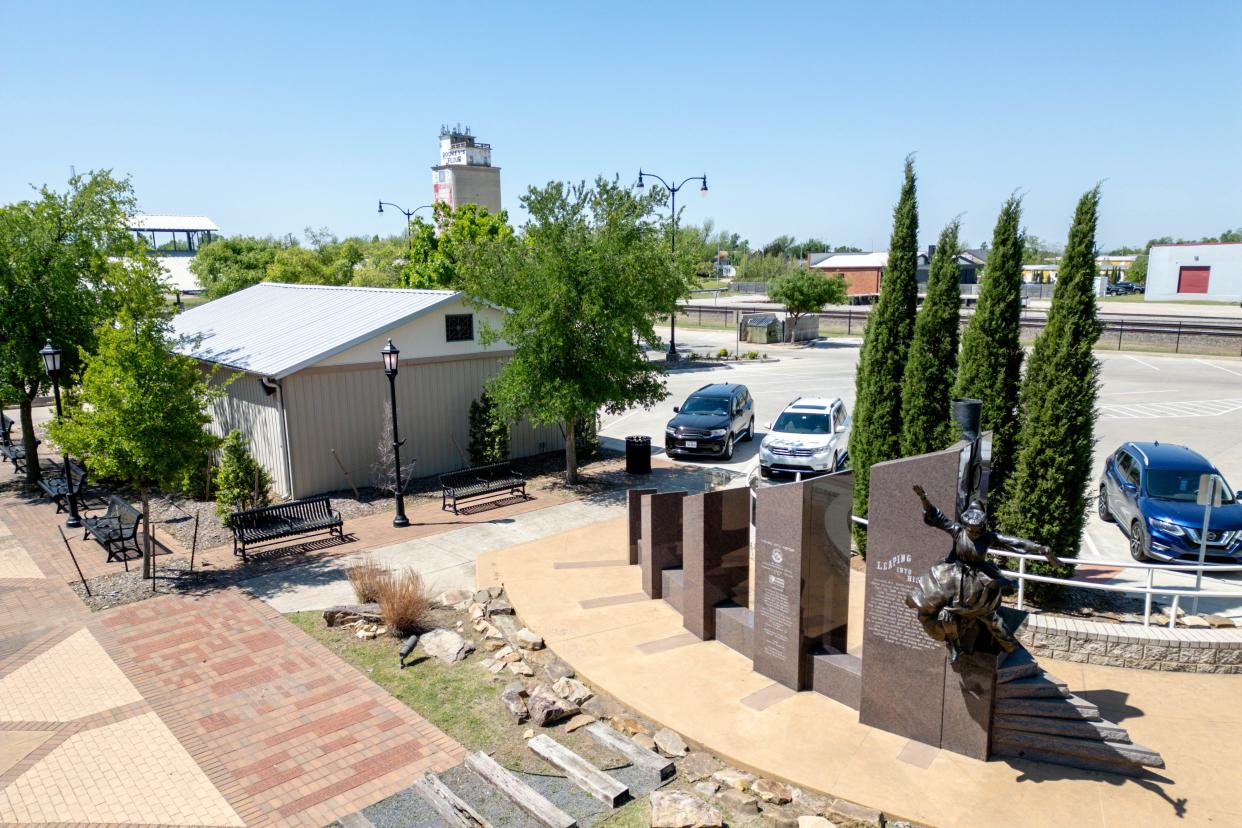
[992,730,1164,778]
[993,714,1131,744]
[996,648,1041,684]
[994,674,1071,700]
[994,694,1099,720]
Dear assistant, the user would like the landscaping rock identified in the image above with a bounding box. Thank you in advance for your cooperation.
[761,805,799,828]
[712,769,756,791]
[433,588,474,609]
[552,677,594,705]
[650,790,722,828]
[483,639,506,652]
[355,626,379,640]
[545,657,575,681]
[791,787,830,815]
[693,781,720,797]
[523,728,534,739]
[752,778,793,804]
[516,628,545,650]
[488,661,507,674]
[825,798,882,826]
[718,788,760,815]
[611,716,649,736]
[527,686,578,726]
[500,682,529,723]
[489,598,514,615]
[1204,614,1236,628]
[507,661,534,677]
[564,713,595,733]
[323,604,381,627]
[493,645,520,663]
[487,586,503,599]
[632,733,658,752]
[654,727,690,757]
[797,817,837,828]
[678,751,723,782]
[1181,615,1210,629]
[580,695,624,719]
[419,629,473,663]
[468,602,487,620]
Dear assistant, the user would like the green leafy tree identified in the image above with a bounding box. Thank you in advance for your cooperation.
[849,156,919,555]
[1021,232,1057,265]
[403,202,513,290]
[190,235,288,298]
[266,245,331,285]
[48,315,221,578]
[999,187,1104,591]
[768,270,846,341]
[955,196,1025,508]
[214,429,272,520]
[900,220,962,455]
[462,177,684,484]
[0,171,165,483]
[468,391,510,466]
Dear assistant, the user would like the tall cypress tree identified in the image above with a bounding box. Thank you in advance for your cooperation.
[850,156,919,555]
[900,219,962,456]
[955,196,1024,509]
[999,187,1103,581]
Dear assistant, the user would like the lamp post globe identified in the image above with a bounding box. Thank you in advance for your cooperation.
[40,340,81,529]
[381,339,409,527]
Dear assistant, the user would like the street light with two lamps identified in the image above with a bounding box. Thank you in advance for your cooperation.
[636,170,708,362]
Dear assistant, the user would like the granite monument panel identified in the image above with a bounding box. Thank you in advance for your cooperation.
[681,487,751,640]
[640,491,687,599]
[628,488,658,566]
[752,471,853,690]
[857,445,961,747]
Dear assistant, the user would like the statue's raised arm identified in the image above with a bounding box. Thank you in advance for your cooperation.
[912,484,955,533]
[993,531,1060,566]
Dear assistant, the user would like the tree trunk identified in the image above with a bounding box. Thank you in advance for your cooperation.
[787,313,799,343]
[140,486,153,580]
[19,394,41,484]
[564,419,578,486]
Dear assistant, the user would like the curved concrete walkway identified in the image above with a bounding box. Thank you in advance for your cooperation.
[478,517,1242,828]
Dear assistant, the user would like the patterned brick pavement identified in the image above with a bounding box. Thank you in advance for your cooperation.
[0,491,466,828]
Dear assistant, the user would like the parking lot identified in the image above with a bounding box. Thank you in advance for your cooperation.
[600,326,1242,617]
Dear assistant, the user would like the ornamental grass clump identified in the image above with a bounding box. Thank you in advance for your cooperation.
[346,555,390,604]
[377,569,432,637]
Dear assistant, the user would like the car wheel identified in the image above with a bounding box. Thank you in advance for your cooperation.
[1129,519,1150,562]
[1098,486,1113,522]
[743,419,755,442]
[722,436,734,461]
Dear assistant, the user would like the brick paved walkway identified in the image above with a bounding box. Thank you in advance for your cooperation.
[0,492,465,827]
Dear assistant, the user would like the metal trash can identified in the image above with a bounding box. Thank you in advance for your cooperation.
[625,435,652,474]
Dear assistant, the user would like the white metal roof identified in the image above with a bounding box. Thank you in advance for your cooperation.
[811,252,889,269]
[129,214,220,232]
[156,256,200,292]
[171,283,461,378]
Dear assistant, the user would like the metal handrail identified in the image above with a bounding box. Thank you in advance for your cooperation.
[849,513,1242,628]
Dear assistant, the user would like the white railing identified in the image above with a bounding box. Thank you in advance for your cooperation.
[849,515,1242,629]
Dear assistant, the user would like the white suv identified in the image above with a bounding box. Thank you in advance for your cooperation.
[758,397,850,478]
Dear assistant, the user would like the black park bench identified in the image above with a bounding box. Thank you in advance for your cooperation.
[439,462,528,514]
[0,414,39,473]
[228,496,344,563]
[82,495,144,564]
[37,459,88,514]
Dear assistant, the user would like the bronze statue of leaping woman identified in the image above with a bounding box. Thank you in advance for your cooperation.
[905,484,1059,662]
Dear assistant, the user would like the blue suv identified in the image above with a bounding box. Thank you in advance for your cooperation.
[1098,442,1242,562]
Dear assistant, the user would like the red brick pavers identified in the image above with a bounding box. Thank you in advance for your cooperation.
[100,591,465,828]
[0,489,465,827]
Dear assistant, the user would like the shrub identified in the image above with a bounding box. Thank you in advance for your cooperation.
[215,430,272,520]
[377,569,432,636]
[717,348,729,358]
[346,555,390,604]
[744,350,759,360]
[468,390,510,466]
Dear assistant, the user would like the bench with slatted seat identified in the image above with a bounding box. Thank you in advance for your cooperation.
[440,462,528,514]
[0,413,39,473]
[228,496,344,562]
[37,459,87,514]
[82,495,144,564]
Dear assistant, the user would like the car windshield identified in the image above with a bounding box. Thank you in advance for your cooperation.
[680,396,729,416]
[1145,470,1236,504]
[772,412,832,434]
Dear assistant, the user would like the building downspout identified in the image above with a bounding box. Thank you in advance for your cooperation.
[275,378,296,499]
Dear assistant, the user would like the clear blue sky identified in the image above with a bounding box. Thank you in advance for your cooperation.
[2,1,1238,252]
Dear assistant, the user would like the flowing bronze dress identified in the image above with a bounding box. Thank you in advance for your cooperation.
[905,503,1045,660]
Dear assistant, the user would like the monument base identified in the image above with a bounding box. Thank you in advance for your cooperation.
[661,569,684,613]
[811,650,862,711]
[715,603,754,660]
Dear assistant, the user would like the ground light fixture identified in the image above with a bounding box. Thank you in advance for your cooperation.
[635,170,709,362]
[39,340,81,529]
[380,339,409,527]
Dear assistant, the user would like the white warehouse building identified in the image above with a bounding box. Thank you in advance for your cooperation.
[1144,242,1242,302]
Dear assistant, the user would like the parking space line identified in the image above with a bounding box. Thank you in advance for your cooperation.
[1123,354,1160,371]
[1194,359,1242,378]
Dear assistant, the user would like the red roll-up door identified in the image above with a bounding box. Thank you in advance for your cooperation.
[1177,266,1210,294]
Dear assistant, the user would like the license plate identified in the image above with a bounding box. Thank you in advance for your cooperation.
[684,440,698,449]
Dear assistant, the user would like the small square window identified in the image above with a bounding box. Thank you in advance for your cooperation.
[445,313,474,342]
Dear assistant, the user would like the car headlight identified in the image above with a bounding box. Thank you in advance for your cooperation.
[665,427,677,437]
[1149,518,1185,536]
[709,428,727,438]
[813,445,833,456]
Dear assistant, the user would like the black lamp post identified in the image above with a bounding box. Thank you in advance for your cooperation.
[636,170,708,362]
[381,339,409,528]
[39,340,81,529]
[377,200,434,242]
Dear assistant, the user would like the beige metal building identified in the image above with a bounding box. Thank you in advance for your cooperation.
[171,282,561,499]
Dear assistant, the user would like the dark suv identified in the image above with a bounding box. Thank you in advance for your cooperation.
[1099,441,1242,562]
[665,383,755,461]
